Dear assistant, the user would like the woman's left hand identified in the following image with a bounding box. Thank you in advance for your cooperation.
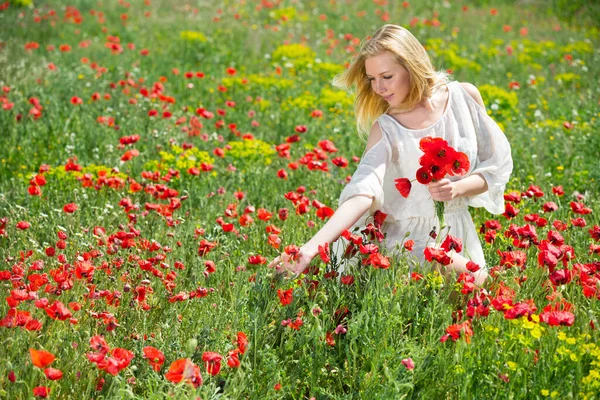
[428,178,459,202]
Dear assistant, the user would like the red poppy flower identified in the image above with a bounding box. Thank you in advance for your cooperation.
[334,324,347,334]
[198,239,217,256]
[332,157,349,167]
[394,178,412,198]
[540,310,575,326]
[202,352,223,376]
[549,268,574,286]
[497,250,527,269]
[466,261,481,272]
[267,234,281,249]
[33,386,50,398]
[552,220,568,231]
[237,332,248,355]
[425,139,453,167]
[440,320,473,344]
[43,367,63,380]
[30,349,55,368]
[277,169,288,179]
[552,185,565,196]
[570,201,592,215]
[424,247,452,266]
[403,239,414,251]
[16,221,31,230]
[278,208,289,220]
[538,250,559,271]
[504,191,522,203]
[227,349,241,368]
[502,203,520,219]
[504,301,537,319]
[28,185,42,196]
[277,288,293,306]
[571,217,587,227]
[415,167,432,185]
[540,301,575,326]
[418,136,447,153]
[45,301,72,320]
[441,235,463,253]
[325,331,335,346]
[106,348,134,374]
[364,252,391,269]
[288,317,304,330]
[419,156,447,181]
[316,206,334,220]
[165,359,203,388]
[401,358,415,370]
[524,184,544,198]
[448,151,470,176]
[318,242,330,263]
[89,335,110,354]
[590,225,600,241]
[143,346,165,372]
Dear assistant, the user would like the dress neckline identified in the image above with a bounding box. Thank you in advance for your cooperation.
[383,82,453,133]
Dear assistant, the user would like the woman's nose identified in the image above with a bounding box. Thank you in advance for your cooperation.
[375,80,385,93]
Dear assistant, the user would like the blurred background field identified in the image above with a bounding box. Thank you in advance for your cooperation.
[0,0,599,398]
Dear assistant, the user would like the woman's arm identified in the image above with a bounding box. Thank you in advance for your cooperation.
[269,195,373,277]
[270,122,385,277]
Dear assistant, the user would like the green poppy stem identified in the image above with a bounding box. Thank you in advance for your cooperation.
[434,200,446,232]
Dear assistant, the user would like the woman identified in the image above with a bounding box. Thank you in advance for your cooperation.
[270,24,512,286]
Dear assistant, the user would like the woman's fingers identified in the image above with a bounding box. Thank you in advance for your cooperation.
[429,179,455,201]
[270,253,300,277]
[267,255,280,269]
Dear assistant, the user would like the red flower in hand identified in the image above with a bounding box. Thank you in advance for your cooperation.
[394,178,412,198]
[449,151,470,176]
[415,167,433,185]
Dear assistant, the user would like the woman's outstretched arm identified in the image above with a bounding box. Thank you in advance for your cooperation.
[268,195,373,277]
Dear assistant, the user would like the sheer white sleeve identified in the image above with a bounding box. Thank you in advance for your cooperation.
[338,136,391,214]
[467,107,513,214]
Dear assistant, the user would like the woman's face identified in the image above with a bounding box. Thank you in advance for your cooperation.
[364,51,411,109]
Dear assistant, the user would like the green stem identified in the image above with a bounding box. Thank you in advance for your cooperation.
[434,200,446,242]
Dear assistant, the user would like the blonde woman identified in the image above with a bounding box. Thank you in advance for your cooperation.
[270,24,512,286]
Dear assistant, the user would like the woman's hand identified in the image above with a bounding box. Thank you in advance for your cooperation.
[269,246,317,279]
[428,178,459,202]
[428,174,489,201]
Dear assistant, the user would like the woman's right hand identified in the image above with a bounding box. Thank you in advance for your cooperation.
[269,246,317,279]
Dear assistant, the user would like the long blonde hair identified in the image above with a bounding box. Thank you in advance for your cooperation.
[333,24,449,138]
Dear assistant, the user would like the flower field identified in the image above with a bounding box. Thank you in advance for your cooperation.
[1,0,600,398]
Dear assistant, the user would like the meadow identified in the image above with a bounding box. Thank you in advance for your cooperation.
[0,0,599,398]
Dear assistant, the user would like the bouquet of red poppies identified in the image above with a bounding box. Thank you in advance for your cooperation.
[394,137,470,230]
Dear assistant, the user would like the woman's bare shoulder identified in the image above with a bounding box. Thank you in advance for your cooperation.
[364,121,383,153]
[459,82,486,110]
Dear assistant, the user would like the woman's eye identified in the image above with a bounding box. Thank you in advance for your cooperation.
[383,76,392,80]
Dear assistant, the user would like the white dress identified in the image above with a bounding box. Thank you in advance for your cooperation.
[334,81,513,270]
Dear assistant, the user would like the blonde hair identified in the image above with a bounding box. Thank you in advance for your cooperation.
[332,24,449,138]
